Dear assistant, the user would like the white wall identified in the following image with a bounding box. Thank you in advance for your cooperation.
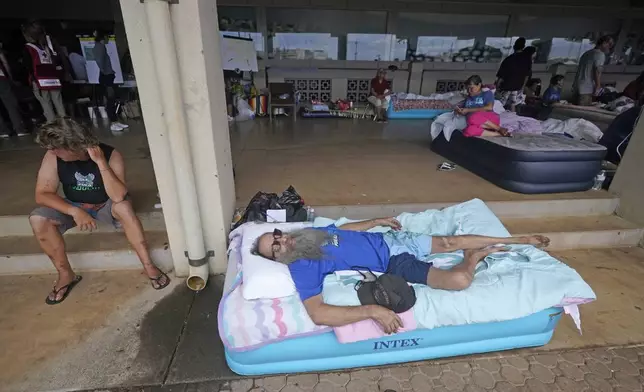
[267,65,409,101]
[261,59,643,99]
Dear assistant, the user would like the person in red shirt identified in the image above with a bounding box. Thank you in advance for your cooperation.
[22,20,66,123]
[367,69,392,122]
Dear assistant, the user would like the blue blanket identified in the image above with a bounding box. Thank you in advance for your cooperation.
[317,199,595,330]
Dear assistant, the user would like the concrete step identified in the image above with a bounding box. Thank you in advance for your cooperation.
[2,213,639,275]
[0,231,172,275]
[0,211,166,237]
[501,215,644,251]
[0,196,635,275]
[0,198,619,237]
[313,197,620,220]
[0,197,618,238]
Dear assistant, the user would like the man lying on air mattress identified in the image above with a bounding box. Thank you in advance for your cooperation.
[254,218,549,335]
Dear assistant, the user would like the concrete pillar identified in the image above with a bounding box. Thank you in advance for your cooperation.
[385,11,398,34]
[610,108,644,228]
[170,0,235,274]
[505,14,519,37]
[119,0,235,276]
[256,6,268,58]
[119,0,187,275]
[612,18,633,65]
[408,62,424,94]
[255,6,269,90]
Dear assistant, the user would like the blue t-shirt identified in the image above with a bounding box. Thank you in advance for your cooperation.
[542,86,561,103]
[288,226,390,301]
[463,90,494,109]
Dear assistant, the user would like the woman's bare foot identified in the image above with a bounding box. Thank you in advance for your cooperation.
[525,235,550,248]
[498,127,511,137]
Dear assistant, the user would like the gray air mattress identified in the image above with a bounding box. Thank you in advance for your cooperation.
[430,132,607,194]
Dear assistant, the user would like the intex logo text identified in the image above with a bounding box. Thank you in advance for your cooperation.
[373,338,422,350]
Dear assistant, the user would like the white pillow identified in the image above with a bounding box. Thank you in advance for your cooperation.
[240,221,312,300]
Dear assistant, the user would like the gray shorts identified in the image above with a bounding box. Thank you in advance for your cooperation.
[496,90,525,108]
[30,199,119,234]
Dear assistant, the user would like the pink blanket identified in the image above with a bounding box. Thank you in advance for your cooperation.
[392,99,452,112]
[334,309,417,343]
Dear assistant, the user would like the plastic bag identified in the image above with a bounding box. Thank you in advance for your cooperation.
[232,186,307,230]
[234,96,256,122]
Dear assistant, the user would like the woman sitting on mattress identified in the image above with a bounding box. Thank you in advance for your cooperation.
[456,75,511,137]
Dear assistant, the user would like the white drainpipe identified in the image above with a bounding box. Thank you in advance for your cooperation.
[144,0,209,291]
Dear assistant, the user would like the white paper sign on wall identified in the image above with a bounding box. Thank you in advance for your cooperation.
[79,36,124,85]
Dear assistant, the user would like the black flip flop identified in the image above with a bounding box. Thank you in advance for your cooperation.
[437,162,457,171]
[45,275,83,305]
[149,271,171,290]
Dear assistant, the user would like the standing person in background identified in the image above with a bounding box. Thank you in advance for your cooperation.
[573,35,614,106]
[0,41,28,138]
[94,30,128,132]
[22,20,66,123]
[367,69,392,123]
[495,37,533,111]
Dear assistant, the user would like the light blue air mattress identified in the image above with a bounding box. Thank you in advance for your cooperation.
[225,307,562,376]
[387,105,450,119]
[221,199,592,376]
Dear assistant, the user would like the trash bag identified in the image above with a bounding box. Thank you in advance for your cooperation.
[232,186,307,230]
[234,96,256,122]
[278,185,307,223]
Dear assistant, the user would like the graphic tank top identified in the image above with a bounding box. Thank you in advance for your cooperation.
[57,143,114,204]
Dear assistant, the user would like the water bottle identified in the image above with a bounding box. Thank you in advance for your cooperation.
[306,206,316,222]
[592,170,606,190]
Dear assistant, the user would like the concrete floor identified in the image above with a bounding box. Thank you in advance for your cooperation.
[230,118,611,207]
[0,118,611,217]
[2,247,644,392]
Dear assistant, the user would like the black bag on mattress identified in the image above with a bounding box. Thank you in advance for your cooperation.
[233,185,308,230]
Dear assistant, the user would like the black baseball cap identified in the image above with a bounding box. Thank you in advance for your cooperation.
[356,270,416,314]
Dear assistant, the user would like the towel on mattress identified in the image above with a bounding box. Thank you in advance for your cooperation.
[541,118,604,142]
[219,236,330,352]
